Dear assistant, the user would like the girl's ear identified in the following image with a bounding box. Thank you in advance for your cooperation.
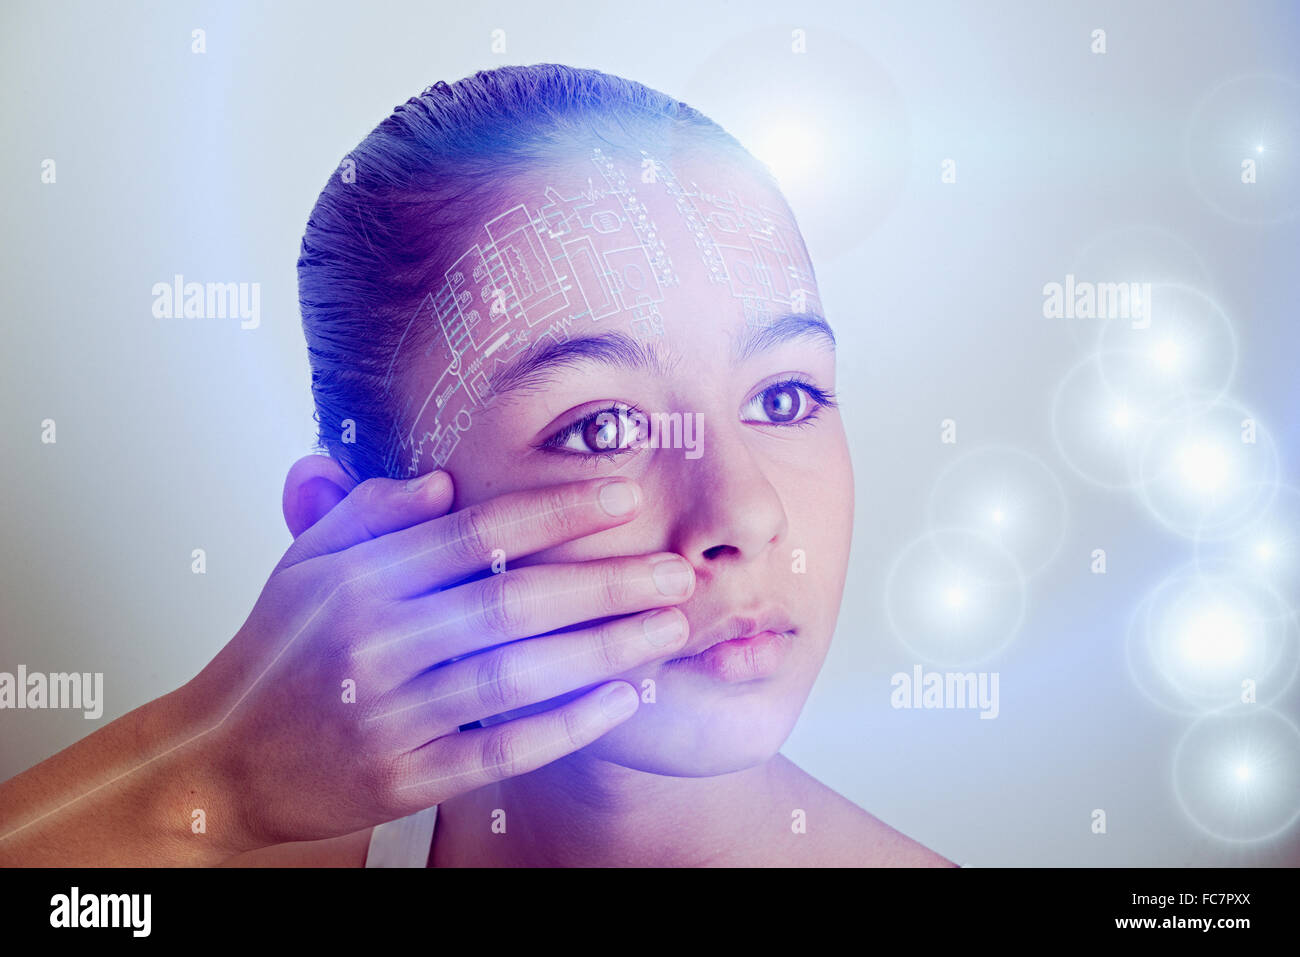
[282,454,357,540]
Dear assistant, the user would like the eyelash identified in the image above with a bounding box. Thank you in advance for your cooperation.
[538,377,839,462]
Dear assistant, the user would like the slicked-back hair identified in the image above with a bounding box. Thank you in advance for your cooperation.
[297,63,775,482]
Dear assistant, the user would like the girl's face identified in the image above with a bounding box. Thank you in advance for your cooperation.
[398,150,853,776]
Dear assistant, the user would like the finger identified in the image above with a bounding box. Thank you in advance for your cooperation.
[366,552,696,663]
[278,471,454,572]
[394,680,640,807]
[371,608,688,744]
[339,477,642,599]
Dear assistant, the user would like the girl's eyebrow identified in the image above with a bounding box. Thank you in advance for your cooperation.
[488,330,671,397]
[734,312,837,361]
[488,311,836,398]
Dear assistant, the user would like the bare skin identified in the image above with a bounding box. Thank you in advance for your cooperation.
[223,153,956,868]
[0,149,955,868]
[0,474,696,865]
[225,755,953,867]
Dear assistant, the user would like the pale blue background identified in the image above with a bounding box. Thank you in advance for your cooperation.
[2,0,1297,865]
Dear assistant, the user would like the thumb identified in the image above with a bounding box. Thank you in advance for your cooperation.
[276,470,455,573]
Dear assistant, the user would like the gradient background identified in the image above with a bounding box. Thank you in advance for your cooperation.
[2,0,1297,866]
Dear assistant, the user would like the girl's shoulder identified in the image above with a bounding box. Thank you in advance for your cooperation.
[772,756,958,868]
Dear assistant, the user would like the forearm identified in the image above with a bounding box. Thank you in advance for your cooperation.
[0,682,253,867]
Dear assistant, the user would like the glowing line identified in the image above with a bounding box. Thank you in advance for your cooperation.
[365,619,656,723]
[396,731,587,791]
[0,498,601,844]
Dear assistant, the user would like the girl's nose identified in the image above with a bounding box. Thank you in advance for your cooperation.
[664,421,788,570]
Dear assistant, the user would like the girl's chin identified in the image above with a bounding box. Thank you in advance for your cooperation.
[585,702,803,777]
[587,734,787,778]
[470,667,813,775]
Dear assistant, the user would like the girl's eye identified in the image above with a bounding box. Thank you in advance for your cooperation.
[545,406,641,456]
[541,379,837,460]
[742,380,835,425]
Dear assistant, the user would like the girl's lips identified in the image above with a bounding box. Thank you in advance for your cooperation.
[672,610,796,659]
[664,629,794,682]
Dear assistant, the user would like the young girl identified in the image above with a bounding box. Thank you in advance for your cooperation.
[0,64,952,867]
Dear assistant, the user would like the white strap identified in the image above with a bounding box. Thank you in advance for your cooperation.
[365,805,438,868]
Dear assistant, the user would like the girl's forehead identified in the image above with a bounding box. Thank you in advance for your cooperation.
[382,148,821,479]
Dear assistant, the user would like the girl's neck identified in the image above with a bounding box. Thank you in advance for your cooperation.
[432,752,794,867]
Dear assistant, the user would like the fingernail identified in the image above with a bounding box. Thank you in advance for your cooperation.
[601,684,638,720]
[652,557,693,597]
[406,470,445,494]
[598,480,637,516]
[643,609,687,647]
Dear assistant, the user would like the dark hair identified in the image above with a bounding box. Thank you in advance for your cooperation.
[297,63,774,483]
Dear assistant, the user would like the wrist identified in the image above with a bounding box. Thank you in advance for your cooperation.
[138,680,261,865]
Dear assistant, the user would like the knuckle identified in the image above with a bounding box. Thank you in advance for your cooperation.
[557,699,589,753]
[474,647,525,712]
[446,505,494,569]
[593,620,635,674]
[481,727,524,780]
[321,624,366,678]
[334,639,365,676]
[478,571,525,636]
[594,558,633,612]
[533,485,578,541]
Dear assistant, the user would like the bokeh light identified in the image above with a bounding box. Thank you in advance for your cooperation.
[1126,563,1298,714]
[1186,73,1300,224]
[927,446,1068,580]
[1136,395,1279,540]
[1173,706,1300,842]
[884,528,1026,668]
